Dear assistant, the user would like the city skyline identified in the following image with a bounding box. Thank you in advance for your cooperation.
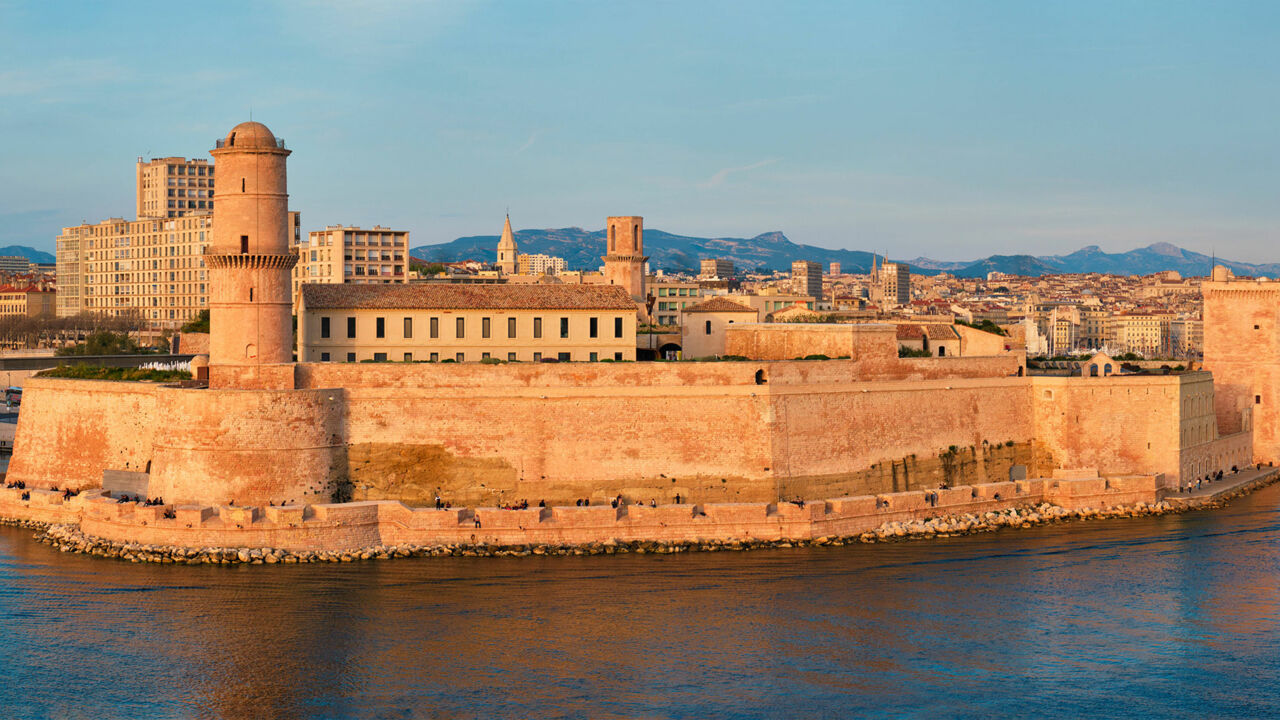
[3,1,1280,262]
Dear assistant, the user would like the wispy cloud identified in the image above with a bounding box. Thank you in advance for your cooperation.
[515,129,543,155]
[698,159,779,189]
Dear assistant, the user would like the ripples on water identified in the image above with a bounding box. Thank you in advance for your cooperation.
[3,486,1280,719]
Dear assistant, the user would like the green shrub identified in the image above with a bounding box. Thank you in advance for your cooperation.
[179,310,210,333]
[803,354,830,361]
[37,365,191,382]
[480,357,502,365]
[56,331,159,357]
[898,346,933,358]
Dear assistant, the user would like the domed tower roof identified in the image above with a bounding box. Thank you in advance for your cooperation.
[220,121,282,149]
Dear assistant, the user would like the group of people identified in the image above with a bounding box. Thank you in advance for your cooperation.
[4,480,25,490]
[1182,467,1236,493]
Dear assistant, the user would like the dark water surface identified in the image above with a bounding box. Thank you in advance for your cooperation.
[4,486,1280,719]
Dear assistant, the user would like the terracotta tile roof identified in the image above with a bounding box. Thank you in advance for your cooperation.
[300,282,637,311]
[682,297,757,314]
[896,323,958,340]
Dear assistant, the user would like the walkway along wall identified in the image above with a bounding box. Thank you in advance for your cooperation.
[0,474,1186,554]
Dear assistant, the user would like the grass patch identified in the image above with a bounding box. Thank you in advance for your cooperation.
[36,365,192,382]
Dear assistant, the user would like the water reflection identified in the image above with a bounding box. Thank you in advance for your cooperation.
[4,485,1280,718]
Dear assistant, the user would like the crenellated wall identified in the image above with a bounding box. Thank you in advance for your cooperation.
[0,473,1202,554]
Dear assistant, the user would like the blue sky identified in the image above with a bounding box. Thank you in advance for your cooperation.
[1,0,1278,261]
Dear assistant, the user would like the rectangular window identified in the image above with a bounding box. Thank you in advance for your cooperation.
[560,317,569,339]
[240,235,248,254]
[614,352,623,361]
[482,352,491,360]
[508,352,516,361]
[614,317,623,338]
[508,317,516,338]
[320,352,330,362]
[456,317,465,338]
[456,352,464,362]
[373,352,387,362]
[534,317,542,339]
[482,317,491,339]
[558,352,570,362]
[320,317,330,338]
[705,320,712,335]
[430,352,439,362]
[403,353,413,362]
[347,317,356,338]
[403,317,413,338]
[590,352,598,362]
[346,352,356,362]
[533,352,542,362]
[590,317,598,338]
[430,317,439,338]
[376,317,385,338]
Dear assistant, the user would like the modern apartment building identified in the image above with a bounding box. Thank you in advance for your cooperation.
[0,257,33,273]
[291,225,408,305]
[791,260,823,301]
[517,253,567,276]
[135,157,215,219]
[700,258,734,279]
[649,280,703,326]
[56,211,299,327]
[879,262,910,306]
[297,283,637,363]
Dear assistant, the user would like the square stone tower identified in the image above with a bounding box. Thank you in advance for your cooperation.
[1203,267,1274,463]
[603,216,647,303]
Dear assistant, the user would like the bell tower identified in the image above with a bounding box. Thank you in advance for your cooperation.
[602,215,647,302]
[207,121,296,389]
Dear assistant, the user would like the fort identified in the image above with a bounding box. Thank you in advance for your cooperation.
[0,121,1272,559]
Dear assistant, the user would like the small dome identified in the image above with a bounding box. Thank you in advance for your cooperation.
[222,121,280,149]
[189,354,210,370]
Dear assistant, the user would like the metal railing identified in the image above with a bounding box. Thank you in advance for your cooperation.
[214,137,286,149]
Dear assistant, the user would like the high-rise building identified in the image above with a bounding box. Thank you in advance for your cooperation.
[495,215,518,275]
[791,260,822,301]
[700,258,734,279]
[136,157,215,219]
[879,262,910,306]
[292,225,407,306]
[56,211,299,327]
[829,262,841,276]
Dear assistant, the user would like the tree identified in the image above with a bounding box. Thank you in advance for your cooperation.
[180,310,210,333]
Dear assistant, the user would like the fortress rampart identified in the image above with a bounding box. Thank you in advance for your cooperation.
[0,474,1182,554]
[6,359,1250,512]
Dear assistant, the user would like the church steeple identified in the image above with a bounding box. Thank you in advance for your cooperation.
[496,214,518,275]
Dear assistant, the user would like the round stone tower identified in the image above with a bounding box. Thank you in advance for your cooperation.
[602,215,647,302]
[207,121,296,389]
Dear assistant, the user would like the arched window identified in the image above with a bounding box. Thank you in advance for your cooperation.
[1090,364,1099,377]
[1104,363,1113,376]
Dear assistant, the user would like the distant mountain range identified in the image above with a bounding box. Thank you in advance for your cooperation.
[0,246,54,265]
[411,228,1278,279]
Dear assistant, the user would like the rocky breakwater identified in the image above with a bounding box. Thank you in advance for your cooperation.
[856,501,1175,542]
[30,497,1183,565]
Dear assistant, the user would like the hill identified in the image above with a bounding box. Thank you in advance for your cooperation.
[412,227,1280,279]
[0,246,54,264]
[411,228,888,274]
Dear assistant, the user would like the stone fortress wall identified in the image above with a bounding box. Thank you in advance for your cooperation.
[6,344,1251,510]
[0,473,1181,554]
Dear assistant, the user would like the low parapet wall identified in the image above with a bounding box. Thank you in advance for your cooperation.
[0,474,1192,554]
